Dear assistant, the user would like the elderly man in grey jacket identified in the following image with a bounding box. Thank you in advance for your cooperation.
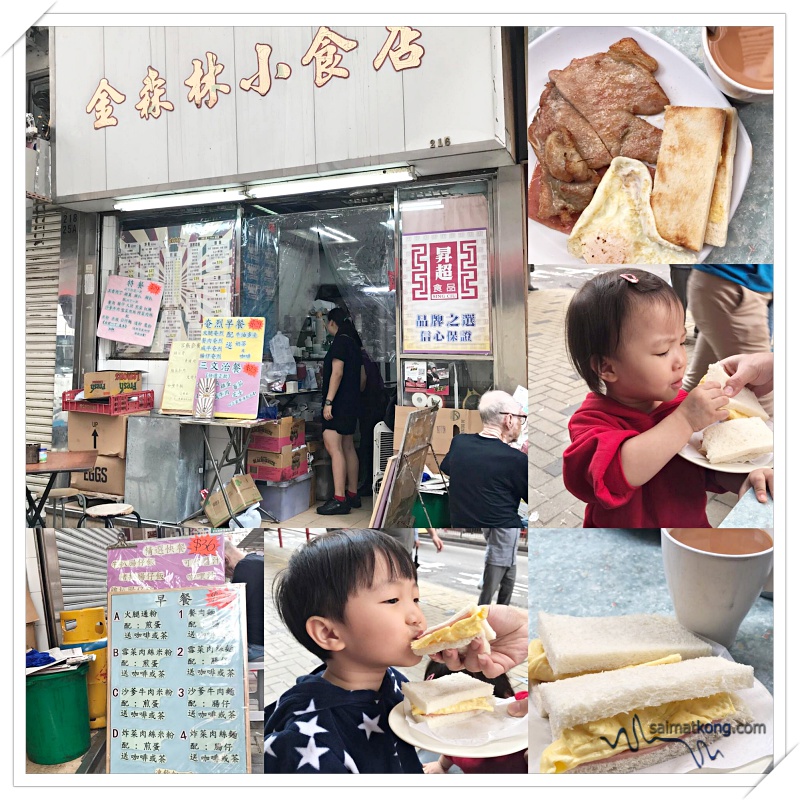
[477,527,520,605]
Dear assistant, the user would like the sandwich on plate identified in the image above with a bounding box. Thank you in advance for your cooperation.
[401,672,495,731]
[538,656,754,773]
[528,613,712,715]
[411,603,496,656]
[701,362,770,421]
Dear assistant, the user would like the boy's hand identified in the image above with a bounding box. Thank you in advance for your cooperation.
[741,468,774,503]
[423,761,446,774]
[676,382,730,432]
[430,605,527,679]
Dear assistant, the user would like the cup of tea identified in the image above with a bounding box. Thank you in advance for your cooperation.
[661,528,773,648]
[701,26,774,104]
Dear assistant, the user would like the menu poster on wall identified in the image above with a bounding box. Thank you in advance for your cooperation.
[197,317,265,419]
[401,228,491,355]
[107,533,225,591]
[114,220,236,357]
[97,275,164,347]
[107,585,250,774]
[161,341,202,414]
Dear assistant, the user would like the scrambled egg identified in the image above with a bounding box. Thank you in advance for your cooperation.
[541,692,736,773]
[412,607,488,652]
[698,375,750,420]
[528,639,682,683]
[410,696,493,718]
[567,157,698,265]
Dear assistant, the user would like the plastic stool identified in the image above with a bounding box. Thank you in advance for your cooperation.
[48,488,87,527]
[248,661,265,723]
[78,503,141,528]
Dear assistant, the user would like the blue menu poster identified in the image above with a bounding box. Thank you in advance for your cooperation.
[107,585,250,773]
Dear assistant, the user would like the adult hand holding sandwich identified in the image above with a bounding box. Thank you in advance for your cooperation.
[430,604,527,681]
[718,352,774,399]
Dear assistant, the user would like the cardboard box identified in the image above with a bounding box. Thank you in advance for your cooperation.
[83,370,142,399]
[67,412,138,457]
[26,588,39,650]
[247,445,309,483]
[203,473,263,528]
[70,455,126,495]
[392,407,481,455]
[250,418,305,452]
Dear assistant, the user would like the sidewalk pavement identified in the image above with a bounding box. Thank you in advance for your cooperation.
[527,283,737,528]
[262,529,529,711]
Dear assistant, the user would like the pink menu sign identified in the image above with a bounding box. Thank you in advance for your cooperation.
[107,533,226,591]
[97,274,164,347]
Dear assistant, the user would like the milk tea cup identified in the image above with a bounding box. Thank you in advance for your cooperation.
[661,528,773,648]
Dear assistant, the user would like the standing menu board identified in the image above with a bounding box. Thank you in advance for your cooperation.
[107,533,225,592]
[114,218,236,357]
[197,317,265,419]
[160,341,202,414]
[107,585,251,774]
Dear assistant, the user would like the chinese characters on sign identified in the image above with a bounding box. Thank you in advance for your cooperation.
[401,229,491,354]
[107,586,249,774]
[196,317,266,419]
[97,275,164,347]
[107,534,225,592]
[86,27,425,129]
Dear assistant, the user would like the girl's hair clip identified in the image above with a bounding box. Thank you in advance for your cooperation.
[620,273,639,284]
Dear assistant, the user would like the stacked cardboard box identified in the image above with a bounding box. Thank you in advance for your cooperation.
[392,407,482,470]
[247,417,309,482]
[203,473,263,528]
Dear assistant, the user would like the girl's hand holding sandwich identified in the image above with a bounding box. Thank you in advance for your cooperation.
[431,605,527,679]
[675,382,730,432]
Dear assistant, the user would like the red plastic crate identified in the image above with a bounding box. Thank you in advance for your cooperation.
[62,389,155,415]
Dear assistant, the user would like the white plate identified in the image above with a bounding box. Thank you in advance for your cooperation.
[678,419,773,473]
[529,638,773,774]
[388,702,528,759]
[527,26,753,266]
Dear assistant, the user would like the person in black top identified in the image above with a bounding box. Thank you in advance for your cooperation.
[440,390,528,528]
[224,540,264,661]
[318,307,366,515]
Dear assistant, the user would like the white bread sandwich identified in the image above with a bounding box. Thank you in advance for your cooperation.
[411,603,496,657]
[702,362,769,421]
[538,656,754,773]
[700,416,773,464]
[402,672,495,731]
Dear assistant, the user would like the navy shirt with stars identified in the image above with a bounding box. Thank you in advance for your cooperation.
[263,665,423,774]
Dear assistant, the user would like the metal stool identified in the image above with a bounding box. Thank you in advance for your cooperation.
[78,502,142,528]
[248,661,265,723]
[48,487,87,527]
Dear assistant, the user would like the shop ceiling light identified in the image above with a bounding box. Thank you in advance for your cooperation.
[400,199,444,212]
[246,167,415,200]
[113,188,248,212]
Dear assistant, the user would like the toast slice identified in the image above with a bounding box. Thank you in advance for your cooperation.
[651,106,727,251]
[704,107,739,247]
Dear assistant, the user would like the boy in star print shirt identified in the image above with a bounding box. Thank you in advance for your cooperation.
[263,530,426,773]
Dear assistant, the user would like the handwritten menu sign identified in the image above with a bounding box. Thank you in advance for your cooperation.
[98,274,165,347]
[197,317,265,419]
[107,585,250,774]
[107,533,225,592]
[160,341,202,414]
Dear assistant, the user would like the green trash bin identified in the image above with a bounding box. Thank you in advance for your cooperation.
[26,661,90,765]
[412,492,450,526]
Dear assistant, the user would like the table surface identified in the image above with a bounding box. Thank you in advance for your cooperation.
[175,416,270,428]
[527,25,773,264]
[25,450,97,474]
[528,528,774,694]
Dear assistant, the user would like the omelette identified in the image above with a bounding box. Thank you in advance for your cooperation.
[567,157,698,265]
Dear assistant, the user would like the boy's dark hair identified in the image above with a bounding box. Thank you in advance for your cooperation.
[423,659,515,700]
[272,529,417,661]
[565,267,684,394]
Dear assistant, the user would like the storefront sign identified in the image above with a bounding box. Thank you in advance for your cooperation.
[97,275,164,347]
[107,533,225,591]
[114,219,236,356]
[401,228,491,354]
[107,585,250,773]
[197,317,265,419]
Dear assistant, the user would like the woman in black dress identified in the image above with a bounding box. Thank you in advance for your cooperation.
[317,307,366,515]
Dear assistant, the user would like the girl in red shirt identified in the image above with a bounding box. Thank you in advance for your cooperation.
[561,268,773,528]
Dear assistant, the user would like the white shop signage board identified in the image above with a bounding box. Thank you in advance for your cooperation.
[53,26,508,203]
[106,585,251,774]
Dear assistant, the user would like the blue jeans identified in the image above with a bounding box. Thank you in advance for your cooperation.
[248,643,264,662]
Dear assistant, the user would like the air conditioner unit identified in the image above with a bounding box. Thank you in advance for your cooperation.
[372,421,395,505]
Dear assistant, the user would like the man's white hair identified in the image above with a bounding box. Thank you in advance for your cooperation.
[478,390,520,425]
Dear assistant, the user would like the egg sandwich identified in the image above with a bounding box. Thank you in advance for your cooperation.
[402,672,495,731]
[538,656,754,773]
[701,362,769,422]
[411,603,496,657]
